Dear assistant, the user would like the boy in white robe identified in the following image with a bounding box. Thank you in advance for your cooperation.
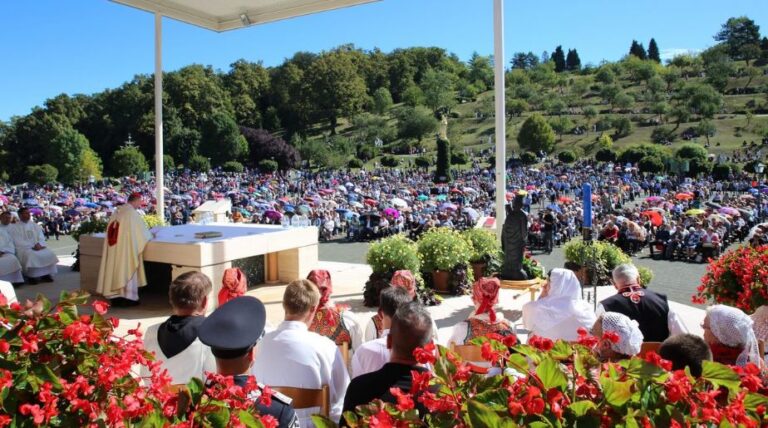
[8,208,58,284]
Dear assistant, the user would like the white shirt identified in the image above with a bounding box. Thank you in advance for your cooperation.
[364,316,440,344]
[9,220,46,249]
[351,329,390,379]
[596,303,688,337]
[252,320,350,427]
[141,322,216,385]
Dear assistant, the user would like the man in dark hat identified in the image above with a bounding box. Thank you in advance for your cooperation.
[199,296,299,428]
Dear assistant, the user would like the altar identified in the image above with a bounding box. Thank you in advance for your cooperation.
[79,223,319,305]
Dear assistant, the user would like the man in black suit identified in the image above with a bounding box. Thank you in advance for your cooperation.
[341,302,434,426]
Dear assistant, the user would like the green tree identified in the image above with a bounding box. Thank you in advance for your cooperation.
[435,138,452,181]
[517,114,556,153]
[415,156,431,168]
[162,154,175,172]
[638,155,665,173]
[548,116,574,140]
[371,87,394,115]
[597,133,613,150]
[187,154,211,172]
[510,52,539,70]
[629,40,647,59]
[595,148,617,162]
[258,159,278,173]
[551,46,566,72]
[696,119,716,145]
[352,113,396,144]
[546,98,567,116]
[224,60,270,129]
[676,83,723,119]
[348,158,364,169]
[565,49,581,71]
[468,52,494,89]
[520,151,538,165]
[613,117,633,139]
[743,66,761,90]
[648,38,661,63]
[380,155,399,168]
[506,99,529,117]
[421,69,456,113]
[652,101,670,122]
[199,111,248,166]
[595,67,616,84]
[619,144,669,164]
[164,65,233,129]
[613,92,634,112]
[222,161,244,173]
[26,164,58,185]
[48,127,91,184]
[583,106,598,128]
[401,85,424,107]
[80,148,103,181]
[397,106,438,142]
[111,146,148,177]
[714,16,762,63]
[305,50,368,132]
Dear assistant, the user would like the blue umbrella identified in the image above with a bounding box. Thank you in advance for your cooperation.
[546,203,563,214]
[336,208,349,214]
[84,202,99,209]
[99,201,113,207]
[283,205,295,213]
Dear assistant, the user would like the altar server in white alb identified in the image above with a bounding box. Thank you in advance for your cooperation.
[8,208,58,284]
[0,220,24,285]
[97,193,153,307]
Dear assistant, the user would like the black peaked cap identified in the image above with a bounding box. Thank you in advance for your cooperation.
[198,296,266,351]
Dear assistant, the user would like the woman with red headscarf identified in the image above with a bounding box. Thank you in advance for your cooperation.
[307,269,363,350]
[449,277,515,345]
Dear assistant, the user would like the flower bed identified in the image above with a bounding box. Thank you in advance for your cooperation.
[694,244,768,312]
[564,238,653,285]
[0,292,275,427]
[328,333,768,427]
[417,228,473,295]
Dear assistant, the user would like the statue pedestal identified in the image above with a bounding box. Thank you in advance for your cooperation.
[500,278,541,301]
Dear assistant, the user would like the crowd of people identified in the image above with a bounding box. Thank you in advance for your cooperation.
[128,256,767,427]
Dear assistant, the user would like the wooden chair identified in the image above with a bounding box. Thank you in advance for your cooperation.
[449,342,484,362]
[166,384,191,416]
[338,342,350,368]
[272,385,330,417]
[639,341,662,356]
[759,339,765,357]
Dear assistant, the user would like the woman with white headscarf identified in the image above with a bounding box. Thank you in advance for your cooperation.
[522,268,596,341]
[702,305,762,367]
[593,312,644,360]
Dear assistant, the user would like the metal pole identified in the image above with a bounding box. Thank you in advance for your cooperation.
[154,12,165,223]
[493,0,506,239]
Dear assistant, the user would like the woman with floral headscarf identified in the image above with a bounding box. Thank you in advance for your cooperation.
[449,278,516,346]
[306,269,363,350]
[522,268,596,341]
[592,311,644,361]
[703,305,762,367]
[364,270,417,342]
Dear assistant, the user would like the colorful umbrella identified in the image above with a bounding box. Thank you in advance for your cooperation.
[382,207,400,218]
[641,210,663,227]
[558,196,573,204]
[391,198,408,208]
[417,194,429,201]
[719,207,740,216]
[646,196,664,202]
[685,209,706,216]
[441,203,458,211]
[264,210,282,220]
[675,193,694,201]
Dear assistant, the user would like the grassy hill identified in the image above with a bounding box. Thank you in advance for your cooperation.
[309,60,768,169]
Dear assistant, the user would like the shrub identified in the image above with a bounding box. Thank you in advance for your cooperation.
[638,155,665,173]
[142,213,165,228]
[462,229,501,264]
[415,156,432,168]
[651,126,677,144]
[711,163,732,180]
[435,138,452,181]
[258,159,278,173]
[71,217,108,242]
[612,117,633,138]
[26,164,59,184]
[187,155,211,173]
[418,228,472,272]
[111,146,149,177]
[520,152,538,165]
[348,158,364,169]
[222,160,244,173]
[380,155,399,168]
[163,154,175,171]
[562,239,652,285]
[451,152,469,165]
[595,148,617,162]
[557,150,577,163]
[366,235,421,274]
[517,113,556,153]
[619,144,669,165]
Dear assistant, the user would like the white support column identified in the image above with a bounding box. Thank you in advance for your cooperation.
[493,0,506,238]
[154,12,165,223]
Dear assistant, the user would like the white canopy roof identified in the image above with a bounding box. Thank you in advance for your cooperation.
[111,0,379,32]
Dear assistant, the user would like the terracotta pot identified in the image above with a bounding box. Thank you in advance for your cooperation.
[471,262,486,281]
[431,270,451,293]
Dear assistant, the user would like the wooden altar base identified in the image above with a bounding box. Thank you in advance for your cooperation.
[500,278,541,301]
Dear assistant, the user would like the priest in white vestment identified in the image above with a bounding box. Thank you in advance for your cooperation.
[97,193,153,306]
[0,227,24,284]
[8,208,58,284]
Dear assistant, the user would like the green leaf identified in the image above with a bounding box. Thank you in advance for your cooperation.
[342,410,360,427]
[744,393,768,411]
[57,305,77,325]
[32,364,62,389]
[138,411,165,428]
[310,415,339,428]
[238,410,262,428]
[506,353,530,374]
[536,357,568,390]
[701,361,741,393]
[468,399,502,428]
[601,378,633,407]
[624,357,667,380]
[187,377,205,404]
[568,400,597,417]
[548,340,573,361]
[473,388,509,411]
[207,405,230,428]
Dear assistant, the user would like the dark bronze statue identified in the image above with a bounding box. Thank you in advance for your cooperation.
[500,195,529,280]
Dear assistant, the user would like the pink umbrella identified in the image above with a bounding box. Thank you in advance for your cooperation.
[719,207,740,216]
[646,196,664,202]
[382,207,400,218]
[264,210,283,220]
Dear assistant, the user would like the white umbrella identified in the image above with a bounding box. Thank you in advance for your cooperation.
[391,197,408,208]
[462,207,479,220]
[351,201,364,208]
[462,187,478,195]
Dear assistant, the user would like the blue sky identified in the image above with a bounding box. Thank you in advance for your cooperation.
[1,0,766,121]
